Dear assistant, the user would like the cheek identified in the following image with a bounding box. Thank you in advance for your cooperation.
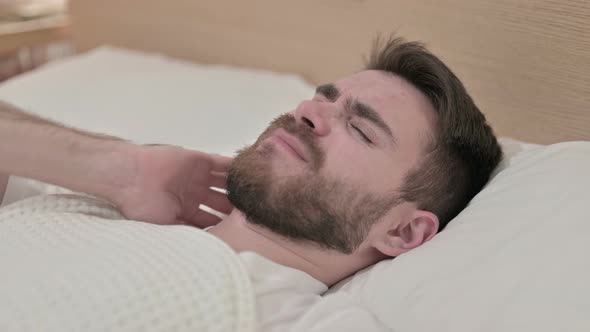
[321,139,397,190]
[321,135,419,195]
[321,135,364,176]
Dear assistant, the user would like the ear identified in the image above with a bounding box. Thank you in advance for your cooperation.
[374,210,439,257]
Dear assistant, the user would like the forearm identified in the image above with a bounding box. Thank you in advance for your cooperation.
[0,101,138,203]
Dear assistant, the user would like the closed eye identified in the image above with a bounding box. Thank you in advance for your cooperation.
[350,122,373,144]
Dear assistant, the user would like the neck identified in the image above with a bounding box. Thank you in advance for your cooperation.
[208,209,386,286]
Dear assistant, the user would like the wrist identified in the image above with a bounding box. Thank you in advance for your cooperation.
[81,140,141,205]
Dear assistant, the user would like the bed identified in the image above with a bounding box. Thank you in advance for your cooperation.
[1,1,589,331]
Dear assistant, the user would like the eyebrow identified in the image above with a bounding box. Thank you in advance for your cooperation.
[316,83,396,145]
[345,98,396,144]
[315,84,341,102]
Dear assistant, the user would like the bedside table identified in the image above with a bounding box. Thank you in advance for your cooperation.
[0,14,72,81]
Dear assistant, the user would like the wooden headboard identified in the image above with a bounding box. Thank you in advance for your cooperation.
[70,0,589,144]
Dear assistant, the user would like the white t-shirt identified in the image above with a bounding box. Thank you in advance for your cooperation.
[241,251,392,332]
[239,252,327,331]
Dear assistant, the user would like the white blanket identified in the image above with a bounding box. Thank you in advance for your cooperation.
[0,194,256,332]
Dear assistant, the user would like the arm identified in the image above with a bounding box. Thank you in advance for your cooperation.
[0,101,232,226]
[0,101,135,205]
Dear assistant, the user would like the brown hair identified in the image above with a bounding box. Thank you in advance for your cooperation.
[366,37,502,229]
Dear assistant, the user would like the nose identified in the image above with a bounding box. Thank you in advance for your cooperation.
[291,100,332,137]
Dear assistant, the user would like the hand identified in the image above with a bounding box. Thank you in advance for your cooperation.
[113,145,233,227]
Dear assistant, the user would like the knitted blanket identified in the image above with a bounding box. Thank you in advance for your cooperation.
[0,194,255,332]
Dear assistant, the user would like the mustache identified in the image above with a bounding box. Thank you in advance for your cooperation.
[261,113,325,169]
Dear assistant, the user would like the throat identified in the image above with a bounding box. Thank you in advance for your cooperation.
[208,209,384,286]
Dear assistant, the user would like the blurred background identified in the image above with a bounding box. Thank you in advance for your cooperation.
[0,0,72,81]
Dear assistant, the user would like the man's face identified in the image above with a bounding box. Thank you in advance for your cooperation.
[227,70,436,254]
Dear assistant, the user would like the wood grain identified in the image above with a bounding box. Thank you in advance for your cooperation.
[0,19,69,54]
[70,0,590,144]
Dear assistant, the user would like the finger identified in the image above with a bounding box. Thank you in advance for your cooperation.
[185,209,224,228]
[203,189,234,214]
[211,170,227,177]
[210,154,233,172]
[209,172,228,189]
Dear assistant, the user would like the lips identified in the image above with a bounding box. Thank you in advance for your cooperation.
[271,129,309,162]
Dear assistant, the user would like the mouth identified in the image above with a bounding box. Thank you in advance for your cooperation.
[268,129,309,162]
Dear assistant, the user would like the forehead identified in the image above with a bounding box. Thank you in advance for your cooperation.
[332,70,436,148]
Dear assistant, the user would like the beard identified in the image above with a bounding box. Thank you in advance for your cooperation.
[227,113,399,254]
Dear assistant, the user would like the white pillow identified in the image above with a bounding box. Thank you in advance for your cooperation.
[0,46,312,155]
[332,141,590,332]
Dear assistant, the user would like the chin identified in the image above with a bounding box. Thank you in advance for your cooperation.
[268,161,303,182]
